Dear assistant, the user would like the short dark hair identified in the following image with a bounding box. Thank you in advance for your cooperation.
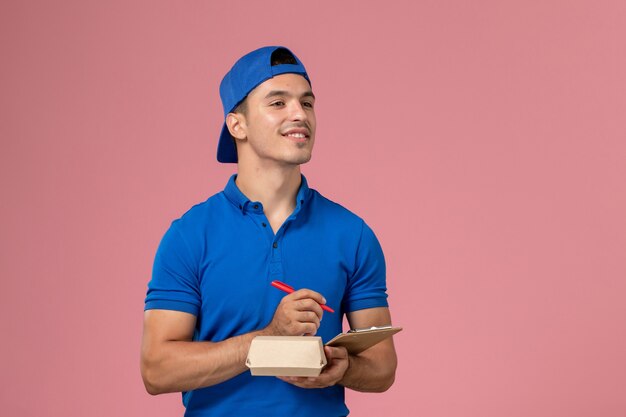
[232,99,248,115]
[232,48,298,116]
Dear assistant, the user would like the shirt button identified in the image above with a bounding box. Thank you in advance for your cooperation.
[262,222,267,227]
[254,204,259,209]
[273,242,278,249]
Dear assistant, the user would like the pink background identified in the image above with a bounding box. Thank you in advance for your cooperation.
[1,1,625,416]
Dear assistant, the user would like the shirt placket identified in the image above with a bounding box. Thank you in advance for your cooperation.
[248,201,302,282]
[269,235,283,280]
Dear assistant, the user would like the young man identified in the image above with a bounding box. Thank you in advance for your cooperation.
[141,46,397,416]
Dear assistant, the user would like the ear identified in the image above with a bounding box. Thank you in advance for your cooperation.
[226,113,247,141]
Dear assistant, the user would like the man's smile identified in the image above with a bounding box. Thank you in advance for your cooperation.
[282,127,311,142]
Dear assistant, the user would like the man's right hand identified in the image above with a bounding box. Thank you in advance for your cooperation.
[264,289,325,336]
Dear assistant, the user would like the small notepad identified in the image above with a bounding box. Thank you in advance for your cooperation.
[325,326,402,355]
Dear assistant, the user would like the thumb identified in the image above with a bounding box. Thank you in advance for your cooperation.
[324,345,348,360]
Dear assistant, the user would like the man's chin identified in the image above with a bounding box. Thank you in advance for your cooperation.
[295,154,312,164]
[279,150,313,166]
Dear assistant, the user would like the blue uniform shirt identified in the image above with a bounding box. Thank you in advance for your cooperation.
[145,174,388,417]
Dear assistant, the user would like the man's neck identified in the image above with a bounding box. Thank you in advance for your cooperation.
[235,162,302,222]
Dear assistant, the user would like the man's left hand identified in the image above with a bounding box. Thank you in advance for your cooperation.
[278,346,349,389]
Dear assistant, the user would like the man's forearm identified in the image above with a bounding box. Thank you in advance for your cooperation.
[339,350,397,392]
[141,330,264,394]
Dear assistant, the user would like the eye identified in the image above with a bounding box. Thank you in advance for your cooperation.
[270,100,285,107]
[302,101,314,108]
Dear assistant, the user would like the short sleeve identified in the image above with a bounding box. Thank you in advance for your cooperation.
[342,221,389,312]
[144,222,201,316]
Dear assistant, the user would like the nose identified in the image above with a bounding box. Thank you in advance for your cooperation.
[288,100,308,122]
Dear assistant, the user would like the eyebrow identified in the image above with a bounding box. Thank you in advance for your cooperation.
[264,90,316,100]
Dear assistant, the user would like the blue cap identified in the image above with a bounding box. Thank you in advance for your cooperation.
[217,46,311,163]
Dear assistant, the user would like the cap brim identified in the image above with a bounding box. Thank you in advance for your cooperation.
[217,122,238,163]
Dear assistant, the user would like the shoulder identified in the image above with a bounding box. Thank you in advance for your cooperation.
[311,187,361,215]
[169,191,229,234]
[308,188,368,232]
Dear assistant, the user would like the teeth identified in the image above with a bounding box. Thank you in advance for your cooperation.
[286,133,306,138]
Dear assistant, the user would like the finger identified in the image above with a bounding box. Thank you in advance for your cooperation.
[289,320,318,336]
[301,322,318,335]
[296,310,321,326]
[278,376,308,383]
[278,376,328,389]
[294,298,324,319]
[290,289,326,305]
[279,295,323,317]
[296,320,320,335]
[324,345,348,360]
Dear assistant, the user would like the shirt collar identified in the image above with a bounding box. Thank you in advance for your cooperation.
[223,174,311,214]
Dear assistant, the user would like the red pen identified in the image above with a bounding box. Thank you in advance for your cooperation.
[271,280,335,313]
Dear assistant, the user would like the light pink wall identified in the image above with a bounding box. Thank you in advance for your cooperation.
[1,1,625,416]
